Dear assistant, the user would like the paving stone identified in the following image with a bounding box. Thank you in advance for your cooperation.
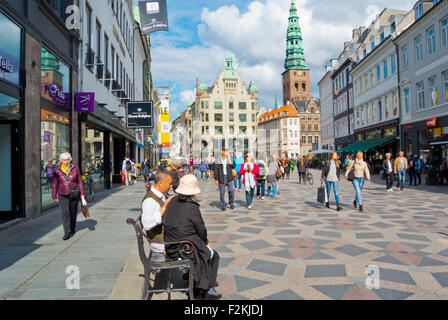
[355,232,384,239]
[247,259,287,276]
[335,244,369,257]
[240,240,272,251]
[261,289,304,300]
[314,230,341,238]
[234,275,270,292]
[304,264,346,278]
[312,284,353,300]
[372,288,414,300]
[397,233,431,242]
[379,267,416,285]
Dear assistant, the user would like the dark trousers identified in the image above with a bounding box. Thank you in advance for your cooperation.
[218,176,234,209]
[58,195,79,235]
[385,172,394,190]
[416,170,422,185]
[408,169,416,185]
[298,171,306,183]
[256,179,266,197]
[245,187,255,206]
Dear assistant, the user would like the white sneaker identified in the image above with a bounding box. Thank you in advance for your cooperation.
[261,196,265,200]
[390,188,393,192]
[386,189,390,192]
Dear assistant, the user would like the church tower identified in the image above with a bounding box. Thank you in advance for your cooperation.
[282,0,310,105]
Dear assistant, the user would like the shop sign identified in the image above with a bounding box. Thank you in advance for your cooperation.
[162,143,170,148]
[138,0,169,34]
[0,57,13,73]
[126,101,153,128]
[45,83,70,109]
[44,131,51,143]
[75,92,95,112]
[426,118,438,128]
[405,125,414,129]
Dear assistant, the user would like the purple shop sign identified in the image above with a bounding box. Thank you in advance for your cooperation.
[45,83,70,109]
[75,92,95,112]
[44,131,51,143]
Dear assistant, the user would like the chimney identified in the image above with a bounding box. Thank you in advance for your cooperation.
[359,26,366,35]
[344,41,350,49]
[352,29,359,41]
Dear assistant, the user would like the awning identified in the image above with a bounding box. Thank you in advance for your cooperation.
[337,137,396,153]
[136,143,145,149]
[430,135,448,146]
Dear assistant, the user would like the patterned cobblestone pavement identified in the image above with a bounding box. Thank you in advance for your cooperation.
[195,170,448,300]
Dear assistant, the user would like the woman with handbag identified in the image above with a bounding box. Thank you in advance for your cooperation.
[239,153,260,210]
[321,152,342,211]
[345,151,371,212]
[52,153,86,240]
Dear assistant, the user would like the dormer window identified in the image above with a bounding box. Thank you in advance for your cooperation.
[415,2,423,20]
[391,22,396,34]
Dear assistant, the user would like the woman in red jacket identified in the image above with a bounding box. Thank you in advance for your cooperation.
[52,152,86,240]
[239,153,259,209]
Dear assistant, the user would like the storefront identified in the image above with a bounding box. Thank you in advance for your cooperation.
[340,121,399,174]
[402,116,448,160]
[0,9,24,222]
[40,46,72,209]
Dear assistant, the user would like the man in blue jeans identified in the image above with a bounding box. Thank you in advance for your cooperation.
[394,151,408,191]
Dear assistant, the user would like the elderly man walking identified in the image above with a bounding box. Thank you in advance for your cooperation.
[214,148,236,212]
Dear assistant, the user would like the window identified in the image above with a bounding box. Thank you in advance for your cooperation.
[383,59,388,79]
[391,54,396,74]
[442,16,448,47]
[239,126,247,134]
[415,2,423,20]
[429,76,438,106]
[365,73,369,90]
[201,101,204,109]
[372,100,376,122]
[239,102,246,110]
[314,125,319,131]
[111,46,115,77]
[215,126,223,135]
[385,95,390,118]
[294,131,298,138]
[376,64,381,83]
[251,102,255,110]
[229,113,234,122]
[206,113,209,122]
[427,26,436,54]
[294,119,298,125]
[229,100,234,109]
[283,131,287,138]
[214,101,222,109]
[415,36,423,61]
[378,99,382,121]
[402,46,408,69]
[417,81,425,110]
[205,101,209,109]
[444,71,448,102]
[301,124,305,131]
[308,124,312,131]
[104,34,109,71]
[301,136,306,143]
[252,114,255,122]
[404,88,410,113]
[239,114,247,122]
[308,136,313,144]
[86,5,92,49]
[370,69,375,88]
[0,11,21,85]
[314,136,319,143]
[392,92,398,116]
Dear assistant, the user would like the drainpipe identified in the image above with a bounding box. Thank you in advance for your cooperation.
[394,37,402,152]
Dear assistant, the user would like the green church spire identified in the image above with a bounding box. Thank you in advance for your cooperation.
[284,0,307,70]
[224,53,238,79]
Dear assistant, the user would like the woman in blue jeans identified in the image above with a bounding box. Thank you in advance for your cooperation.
[321,152,342,211]
[345,152,371,212]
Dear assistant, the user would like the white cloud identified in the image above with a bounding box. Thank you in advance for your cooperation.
[180,89,196,106]
[150,0,418,114]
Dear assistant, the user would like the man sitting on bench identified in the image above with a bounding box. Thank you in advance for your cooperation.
[141,170,174,261]
[163,174,222,300]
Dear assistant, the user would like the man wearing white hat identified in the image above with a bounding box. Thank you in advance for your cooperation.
[163,174,221,300]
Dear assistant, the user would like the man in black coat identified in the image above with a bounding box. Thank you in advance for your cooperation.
[297,156,308,184]
[213,149,236,211]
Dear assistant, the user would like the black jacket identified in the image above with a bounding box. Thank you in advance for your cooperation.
[321,160,341,181]
[297,157,308,173]
[213,157,235,184]
[382,159,394,174]
[163,196,218,291]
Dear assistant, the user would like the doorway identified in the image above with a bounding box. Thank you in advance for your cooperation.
[0,121,20,222]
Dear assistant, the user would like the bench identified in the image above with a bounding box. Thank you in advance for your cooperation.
[126,218,196,300]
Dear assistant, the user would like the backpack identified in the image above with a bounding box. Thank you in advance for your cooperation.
[257,163,266,178]
[125,160,132,171]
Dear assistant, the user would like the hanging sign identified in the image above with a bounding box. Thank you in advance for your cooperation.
[138,0,169,34]
[426,118,438,128]
[126,101,154,128]
[75,92,95,112]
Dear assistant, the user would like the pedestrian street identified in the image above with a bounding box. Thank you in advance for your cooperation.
[1,170,447,300]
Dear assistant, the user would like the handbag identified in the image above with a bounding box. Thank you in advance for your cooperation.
[62,173,81,201]
[232,169,237,179]
[81,205,90,218]
[276,168,283,179]
[317,187,326,204]
[347,169,355,182]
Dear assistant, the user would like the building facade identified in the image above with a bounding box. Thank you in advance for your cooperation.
[282,0,320,156]
[318,65,336,151]
[257,104,301,159]
[396,0,448,165]
[190,54,259,159]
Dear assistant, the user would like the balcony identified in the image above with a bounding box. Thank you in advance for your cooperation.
[104,69,112,89]
[85,47,95,72]
[96,58,104,80]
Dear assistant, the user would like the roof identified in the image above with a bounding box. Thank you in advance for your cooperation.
[258,104,298,125]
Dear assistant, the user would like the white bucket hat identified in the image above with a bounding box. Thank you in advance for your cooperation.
[175,174,201,195]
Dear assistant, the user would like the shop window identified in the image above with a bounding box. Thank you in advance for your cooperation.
[0,11,22,85]
[0,93,20,115]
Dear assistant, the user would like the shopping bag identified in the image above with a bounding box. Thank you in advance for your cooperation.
[317,187,326,204]
[81,205,90,218]
[121,172,126,183]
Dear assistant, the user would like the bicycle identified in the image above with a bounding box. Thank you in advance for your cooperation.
[303,168,314,185]
[82,173,96,202]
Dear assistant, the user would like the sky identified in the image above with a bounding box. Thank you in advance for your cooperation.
[134,0,418,121]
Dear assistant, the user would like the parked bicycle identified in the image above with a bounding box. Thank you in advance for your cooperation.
[82,173,96,202]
